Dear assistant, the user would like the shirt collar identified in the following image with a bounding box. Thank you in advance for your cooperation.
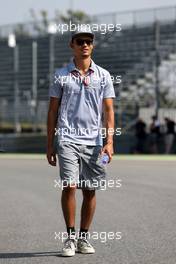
[89,60,96,72]
[67,58,96,74]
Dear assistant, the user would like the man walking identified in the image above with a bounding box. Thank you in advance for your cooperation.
[47,27,115,256]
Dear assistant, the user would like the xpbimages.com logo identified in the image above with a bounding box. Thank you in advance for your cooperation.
[54,231,122,243]
[55,127,122,138]
[54,74,122,87]
[54,178,122,191]
[52,22,122,35]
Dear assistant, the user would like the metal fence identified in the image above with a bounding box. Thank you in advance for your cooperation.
[0,5,176,132]
[0,5,176,38]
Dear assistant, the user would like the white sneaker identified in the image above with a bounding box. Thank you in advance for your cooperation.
[77,238,95,254]
[61,237,77,257]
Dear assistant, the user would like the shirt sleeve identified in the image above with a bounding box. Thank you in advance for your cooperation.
[49,71,63,98]
[103,72,116,99]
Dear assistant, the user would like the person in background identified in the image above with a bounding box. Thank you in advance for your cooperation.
[164,117,175,154]
[149,115,161,153]
[134,118,147,154]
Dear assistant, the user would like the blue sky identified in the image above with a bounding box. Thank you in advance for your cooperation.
[1,0,176,25]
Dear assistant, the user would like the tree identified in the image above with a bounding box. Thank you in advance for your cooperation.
[30,8,49,35]
[59,9,91,24]
[14,24,30,37]
[29,9,91,35]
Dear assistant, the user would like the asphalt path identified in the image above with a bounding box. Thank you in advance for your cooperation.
[0,156,176,264]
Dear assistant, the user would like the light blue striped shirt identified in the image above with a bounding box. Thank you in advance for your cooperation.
[49,59,115,146]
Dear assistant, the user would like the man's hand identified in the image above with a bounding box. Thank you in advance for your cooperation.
[101,142,114,163]
[47,97,60,166]
[47,147,57,166]
[102,98,114,163]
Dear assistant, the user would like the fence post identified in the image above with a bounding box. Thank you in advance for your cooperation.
[14,45,21,133]
[154,20,160,117]
[32,41,38,132]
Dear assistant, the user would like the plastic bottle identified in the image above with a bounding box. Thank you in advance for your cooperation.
[100,153,109,165]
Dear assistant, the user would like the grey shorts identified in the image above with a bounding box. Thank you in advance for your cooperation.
[57,141,107,190]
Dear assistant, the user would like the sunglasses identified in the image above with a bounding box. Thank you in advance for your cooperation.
[75,38,93,46]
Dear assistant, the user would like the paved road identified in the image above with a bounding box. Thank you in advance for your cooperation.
[0,156,176,264]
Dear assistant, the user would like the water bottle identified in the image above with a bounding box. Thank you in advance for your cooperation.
[100,153,109,165]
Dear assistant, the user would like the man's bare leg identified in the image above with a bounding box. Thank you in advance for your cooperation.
[61,186,76,229]
[80,189,96,231]
[60,186,77,257]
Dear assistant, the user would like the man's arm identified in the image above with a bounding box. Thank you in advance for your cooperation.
[102,98,115,162]
[47,97,60,166]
